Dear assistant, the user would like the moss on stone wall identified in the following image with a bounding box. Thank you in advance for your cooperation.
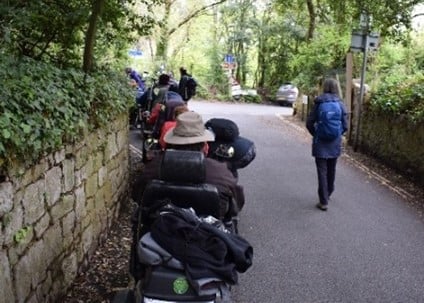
[0,114,129,303]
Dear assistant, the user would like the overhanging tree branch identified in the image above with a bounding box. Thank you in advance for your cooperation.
[168,0,227,35]
[83,0,105,73]
[412,12,424,18]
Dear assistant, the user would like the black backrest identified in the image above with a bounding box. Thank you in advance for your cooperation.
[141,150,222,219]
[159,149,205,183]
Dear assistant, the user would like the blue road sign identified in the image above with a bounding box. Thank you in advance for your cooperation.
[128,49,143,58]
[224,54,235,63]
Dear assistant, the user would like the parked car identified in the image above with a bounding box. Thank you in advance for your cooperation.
[231,79,257,101]
[275,83,299,106]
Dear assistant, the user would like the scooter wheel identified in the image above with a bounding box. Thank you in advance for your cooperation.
[111,289,135,303]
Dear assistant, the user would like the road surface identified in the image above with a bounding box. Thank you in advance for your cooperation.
[131,100,424,303]
[193,100,424,303]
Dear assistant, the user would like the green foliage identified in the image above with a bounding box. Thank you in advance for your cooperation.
[219,0,257,86]
[204,44,230,98]
[366,35,424,124]
[13,226,32,244]
[253,5,307,90]
[369,73,424,123]
[290,25,350,93]
[237,94,262,104]
[0,1,88,65]
[0,0,161,69]
[356,0,419,39]
[0,55,133,166]
[368,37,423,80]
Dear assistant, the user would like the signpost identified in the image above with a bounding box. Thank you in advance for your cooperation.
[350,12,379,152]
[301,95,308,121]
[223,54,237,70]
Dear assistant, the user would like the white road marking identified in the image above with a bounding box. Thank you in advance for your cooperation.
[129,144,143,159]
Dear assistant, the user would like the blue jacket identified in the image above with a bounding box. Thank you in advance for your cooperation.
[129,70,145,89]
[306,93,348,158]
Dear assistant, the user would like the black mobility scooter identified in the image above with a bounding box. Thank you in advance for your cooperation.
[116,149,253,303]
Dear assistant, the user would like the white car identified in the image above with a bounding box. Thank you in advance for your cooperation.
[231,84,257,101]
[275,83,299,106]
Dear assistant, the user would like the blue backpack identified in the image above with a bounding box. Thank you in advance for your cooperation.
[315,101,342,141]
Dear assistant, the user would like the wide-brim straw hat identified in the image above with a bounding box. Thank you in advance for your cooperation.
[164,111,215,145]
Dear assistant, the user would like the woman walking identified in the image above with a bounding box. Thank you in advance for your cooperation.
[306,78,348,211]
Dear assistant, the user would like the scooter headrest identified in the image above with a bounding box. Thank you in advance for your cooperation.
[159,150,206,184]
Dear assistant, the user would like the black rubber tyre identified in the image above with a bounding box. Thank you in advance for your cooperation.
[111,289,135,303]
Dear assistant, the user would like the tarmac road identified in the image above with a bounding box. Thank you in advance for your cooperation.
[131,100,424,303]
[191,100,424,303]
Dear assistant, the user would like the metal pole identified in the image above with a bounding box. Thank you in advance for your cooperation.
[345,52,353,143]
[353,33,368,152]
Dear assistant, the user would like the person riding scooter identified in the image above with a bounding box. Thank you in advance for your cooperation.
[205,118,256,179]
[132,111,245,216]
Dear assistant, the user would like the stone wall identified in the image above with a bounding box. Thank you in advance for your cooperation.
[0,114,129,303]
[360,110,424,186]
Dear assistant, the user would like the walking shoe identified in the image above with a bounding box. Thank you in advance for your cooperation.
[316,203,328,211]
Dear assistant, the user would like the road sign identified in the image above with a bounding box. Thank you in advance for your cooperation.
[224,54,235,63]
[128,49,143,58]
[350,32,379,52]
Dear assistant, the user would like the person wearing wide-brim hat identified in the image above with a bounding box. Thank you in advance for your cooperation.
[164,111,214,143]
[132,111,245,216]
[130,111,245,282]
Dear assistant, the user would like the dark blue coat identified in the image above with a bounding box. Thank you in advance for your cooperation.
[306,93,348,158]
[129,70,145,89]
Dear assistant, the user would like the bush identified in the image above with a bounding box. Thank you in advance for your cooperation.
[290,25,350,93]
[369,73,424,123]
[0,55,133,167]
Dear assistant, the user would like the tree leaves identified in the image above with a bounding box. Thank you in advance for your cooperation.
[20,123,31,134]
[0,0,161,69]
[2,129,11,139]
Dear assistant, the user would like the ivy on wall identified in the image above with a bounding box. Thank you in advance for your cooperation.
[0,55,133,168]
[369,73,424,124]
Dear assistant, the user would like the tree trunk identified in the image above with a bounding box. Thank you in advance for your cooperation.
[83,0,105,73]
[257,36,267,88]
[256,9,270,88]
[155,0,172,61]
[306,0,316,41]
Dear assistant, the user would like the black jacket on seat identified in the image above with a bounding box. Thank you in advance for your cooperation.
[150,205,253,285]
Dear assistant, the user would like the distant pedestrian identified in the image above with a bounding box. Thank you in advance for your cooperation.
[178,67,197,102]
[125,67,145,90]
[306,78,348,211]
[154,73,171,105]
[168,71,179,93]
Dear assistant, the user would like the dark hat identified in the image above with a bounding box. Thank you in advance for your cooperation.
[158,73,170,85]
[205,118,239,142]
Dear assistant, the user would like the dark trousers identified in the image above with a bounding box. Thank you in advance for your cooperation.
[315,157,337,205]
